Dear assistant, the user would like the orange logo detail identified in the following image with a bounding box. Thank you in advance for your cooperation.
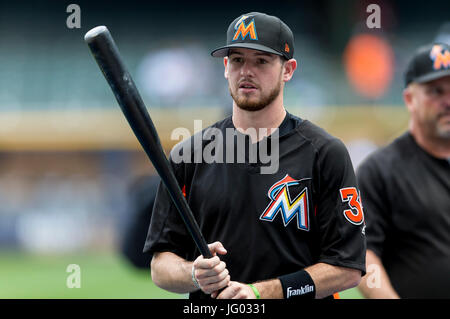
[233,18,258,41]
[285,43,290,53]
[430,45,450,70]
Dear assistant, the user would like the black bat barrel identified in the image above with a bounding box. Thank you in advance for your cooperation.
[84,26,212,259]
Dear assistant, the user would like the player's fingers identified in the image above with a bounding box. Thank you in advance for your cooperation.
[202,275,230,295]
[207,260,227,277]
[208,241,227,256]
[216,281,239,299]
[193,255,221,269]
[196,260,227,279]
[230,283,247,299]
[197,266,229,285]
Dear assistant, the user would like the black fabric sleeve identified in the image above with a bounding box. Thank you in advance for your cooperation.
[356,155,391,258]
[315,138,366,275]
[142,157,195,260]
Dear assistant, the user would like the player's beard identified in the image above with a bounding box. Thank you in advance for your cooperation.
[436,121,450,139]
[435,108,450,138]
[421,107,450,139]
[418,111,450,140]
[229,74,283,112]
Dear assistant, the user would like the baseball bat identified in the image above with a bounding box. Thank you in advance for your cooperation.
[84,26,213,259]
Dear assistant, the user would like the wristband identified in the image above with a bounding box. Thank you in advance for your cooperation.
[191,265,201,290]
[247,284,261,299]
[278,269,316,299]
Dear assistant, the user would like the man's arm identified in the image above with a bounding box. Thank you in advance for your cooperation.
[357,249,400,299]
[151,251,197,294]
[305,263,362,298]
[151,242,230,295]
[216,263,361,299]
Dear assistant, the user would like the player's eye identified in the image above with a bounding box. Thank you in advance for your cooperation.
[258,58,268,65]
[427,86,444,96]
[231,57,243,63]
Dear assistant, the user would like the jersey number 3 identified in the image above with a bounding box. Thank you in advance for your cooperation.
[339,187,364,225]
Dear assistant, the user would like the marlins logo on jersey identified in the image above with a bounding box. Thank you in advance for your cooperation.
[260,174,310,231]
[233,15,258,41]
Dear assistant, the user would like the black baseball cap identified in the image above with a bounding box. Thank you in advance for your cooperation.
[211,12,294,60]
[404,42,450,87]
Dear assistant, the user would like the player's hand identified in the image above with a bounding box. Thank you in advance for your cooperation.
[192,241,230,295]
[215,281,256,299]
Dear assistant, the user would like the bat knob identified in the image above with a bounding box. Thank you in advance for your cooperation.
[84,26,109,43]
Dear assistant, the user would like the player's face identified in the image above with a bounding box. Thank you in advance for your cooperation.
[224,48,286,111]
[404,76,450,139]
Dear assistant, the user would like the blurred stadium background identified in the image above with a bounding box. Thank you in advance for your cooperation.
[0,0,449,298]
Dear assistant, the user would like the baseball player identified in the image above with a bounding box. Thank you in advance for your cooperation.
[144,12,366,299]
[357,43,450,298]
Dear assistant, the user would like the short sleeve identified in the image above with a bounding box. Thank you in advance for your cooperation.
[142,157,195,260]
[356,155,391,258]
[315,139,366,274]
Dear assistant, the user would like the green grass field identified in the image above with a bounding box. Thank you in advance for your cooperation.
[0,250,182,299]
[0,251,363,299]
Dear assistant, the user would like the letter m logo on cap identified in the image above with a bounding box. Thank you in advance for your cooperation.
[233,17,258,41]
[430,44,450,70]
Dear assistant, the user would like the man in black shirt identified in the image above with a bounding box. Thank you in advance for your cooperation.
[357,43,450,298]
[145,12,366,299]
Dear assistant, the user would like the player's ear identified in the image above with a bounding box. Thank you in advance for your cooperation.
[282,58,297,82]
[403,85,415,113]
[224,57,229,79]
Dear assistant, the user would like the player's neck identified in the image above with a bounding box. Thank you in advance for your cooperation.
[232,99,286,143]
[409,124,450,159]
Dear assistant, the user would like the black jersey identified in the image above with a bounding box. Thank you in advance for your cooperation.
[144,112,366,299]
[356,132,450,298]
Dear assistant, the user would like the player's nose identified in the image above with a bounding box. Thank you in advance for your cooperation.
[443,92,450,109]
[239,60,255,77]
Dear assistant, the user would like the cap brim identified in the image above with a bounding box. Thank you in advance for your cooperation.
[211,43,283,57]
[413,68,450,84]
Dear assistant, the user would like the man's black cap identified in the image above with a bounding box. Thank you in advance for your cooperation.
[404,42,450,87]
[211,12,294,60]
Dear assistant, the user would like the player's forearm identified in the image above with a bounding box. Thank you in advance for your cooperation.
[305,263,361,298]
[150,252,198,294]
[358,250,400,299]
[252,263,361,299]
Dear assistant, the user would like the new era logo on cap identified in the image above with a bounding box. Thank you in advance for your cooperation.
[211,12,294,60]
